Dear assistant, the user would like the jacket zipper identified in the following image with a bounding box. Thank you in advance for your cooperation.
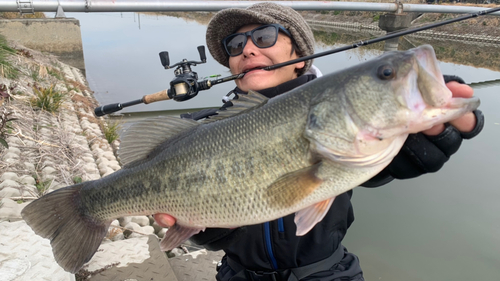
[278,217,285,238]
[264,222,278,270]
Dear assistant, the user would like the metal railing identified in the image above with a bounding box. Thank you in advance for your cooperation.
[0,0,499,16]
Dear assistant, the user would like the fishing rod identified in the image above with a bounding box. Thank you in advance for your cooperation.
[468,78,500,89]
[94,5,500,117]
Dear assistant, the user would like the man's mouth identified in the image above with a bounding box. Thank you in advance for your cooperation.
[242,66,267,74]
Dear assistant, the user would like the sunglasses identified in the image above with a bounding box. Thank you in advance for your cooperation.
[222,24,292,57]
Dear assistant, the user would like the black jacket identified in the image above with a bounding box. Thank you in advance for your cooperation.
[181,74,484,280]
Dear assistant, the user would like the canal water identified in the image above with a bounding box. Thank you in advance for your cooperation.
[64,12,500,281]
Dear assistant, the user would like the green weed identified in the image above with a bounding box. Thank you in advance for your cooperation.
[73,176,83,184]
[101,120,121,144]
[30,85,64,112]
[48,68,64,80]
[0,34,19,79]
[34,175,51,194]
[0,109,16,149]
[29,68,39,81]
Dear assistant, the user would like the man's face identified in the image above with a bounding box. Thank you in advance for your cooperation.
[228,24,305,92]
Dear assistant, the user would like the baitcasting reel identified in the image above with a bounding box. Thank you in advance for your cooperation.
[159,46,211,102]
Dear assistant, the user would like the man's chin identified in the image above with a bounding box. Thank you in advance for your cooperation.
[239,71,276,91]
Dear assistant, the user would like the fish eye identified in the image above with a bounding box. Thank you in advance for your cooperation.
[377,65,396,80]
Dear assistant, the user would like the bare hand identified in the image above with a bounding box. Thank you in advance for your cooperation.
[422,81,476,136]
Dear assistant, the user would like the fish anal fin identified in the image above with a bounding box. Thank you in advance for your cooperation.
[160,224,204,251]
[266,162,323,209]
[21,182,110,273]
[294,197,336,236]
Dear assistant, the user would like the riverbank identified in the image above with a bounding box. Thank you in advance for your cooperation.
[300,3,500,37]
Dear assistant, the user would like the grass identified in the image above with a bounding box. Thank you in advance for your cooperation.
[0,34,19,79]
[0,109,16,149]
[29,68,39,81]
[47,67,64,80]
[100,119,121,144]
[34,176,52,195]
[30,85,64,112]
[73,176,83,184]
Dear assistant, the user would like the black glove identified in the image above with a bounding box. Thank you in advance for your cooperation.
[362,75,484,187]
[190,227,247,251]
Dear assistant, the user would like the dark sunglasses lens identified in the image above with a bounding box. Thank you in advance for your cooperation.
[252,26,278,48]
[225,34,246,56]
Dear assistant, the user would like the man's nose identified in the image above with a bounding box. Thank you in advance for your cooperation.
[242,37,259,57]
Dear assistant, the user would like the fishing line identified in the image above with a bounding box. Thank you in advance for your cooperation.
[468,78,500,89]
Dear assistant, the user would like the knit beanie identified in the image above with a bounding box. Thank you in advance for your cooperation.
[206,2,315,76]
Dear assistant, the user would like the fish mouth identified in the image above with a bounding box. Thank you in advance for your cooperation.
[403,45,480,133]
[402,45,449,114]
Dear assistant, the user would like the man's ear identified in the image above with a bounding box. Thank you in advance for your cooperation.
[295,61,305,71]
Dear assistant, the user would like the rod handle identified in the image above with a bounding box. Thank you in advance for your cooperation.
[142,89,170,104]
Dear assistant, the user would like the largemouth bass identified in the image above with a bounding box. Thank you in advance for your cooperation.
[21,45,479,273]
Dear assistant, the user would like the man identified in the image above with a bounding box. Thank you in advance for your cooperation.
[154,3,484,280]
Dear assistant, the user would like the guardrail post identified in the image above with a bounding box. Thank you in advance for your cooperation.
[378,1,414,51]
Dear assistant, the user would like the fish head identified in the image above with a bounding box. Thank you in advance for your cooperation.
[305,45,480,167]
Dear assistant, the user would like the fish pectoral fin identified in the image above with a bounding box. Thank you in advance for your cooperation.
[266,163,323,209]
[294,197,336,236]
[160,224,204,252]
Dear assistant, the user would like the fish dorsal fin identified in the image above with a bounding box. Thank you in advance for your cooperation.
[118,116,199,166]
[202,90,269,123]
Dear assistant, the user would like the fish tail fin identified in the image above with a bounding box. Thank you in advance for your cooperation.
[21,182,110,273]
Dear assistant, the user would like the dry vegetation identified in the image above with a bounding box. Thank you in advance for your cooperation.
[0,12,46,19]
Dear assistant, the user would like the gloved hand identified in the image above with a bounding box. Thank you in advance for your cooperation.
[153,214,247,251]
[362,75,484,187]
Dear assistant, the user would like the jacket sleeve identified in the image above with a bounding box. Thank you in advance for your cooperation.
[362,75,484,188]
[189,227,248,251]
